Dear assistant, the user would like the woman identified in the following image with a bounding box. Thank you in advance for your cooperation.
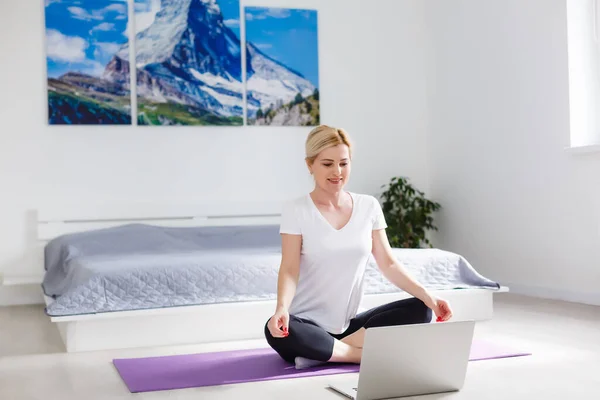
[264,125,453,370]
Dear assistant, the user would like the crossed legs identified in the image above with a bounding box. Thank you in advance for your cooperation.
[264,297,432,368]
[263,314,362,364]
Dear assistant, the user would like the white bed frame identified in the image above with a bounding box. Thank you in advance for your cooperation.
[2,202,508,353]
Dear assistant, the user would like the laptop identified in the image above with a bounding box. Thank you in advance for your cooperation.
[328,320,475,400]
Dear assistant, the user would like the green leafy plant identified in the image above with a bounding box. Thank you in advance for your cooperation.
[379,176,442,248]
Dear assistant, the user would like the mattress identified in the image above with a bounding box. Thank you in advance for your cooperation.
[42,223,500,317]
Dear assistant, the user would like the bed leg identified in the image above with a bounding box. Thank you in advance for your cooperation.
[57,321,78,353]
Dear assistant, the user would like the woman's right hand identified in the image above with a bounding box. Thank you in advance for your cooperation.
[267,308,290,338]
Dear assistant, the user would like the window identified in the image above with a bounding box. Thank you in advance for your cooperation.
[566,0,600,152]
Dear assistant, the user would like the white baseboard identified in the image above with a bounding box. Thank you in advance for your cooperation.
[0,284,44,307]
[504,282,600,306]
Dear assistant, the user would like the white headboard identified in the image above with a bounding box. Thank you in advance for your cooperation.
[37,201,282,241]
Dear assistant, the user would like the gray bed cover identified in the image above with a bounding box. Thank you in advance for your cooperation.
[42,224,500,317]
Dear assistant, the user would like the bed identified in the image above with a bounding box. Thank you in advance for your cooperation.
[33,202,507,352]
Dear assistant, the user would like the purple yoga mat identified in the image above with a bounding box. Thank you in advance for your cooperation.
[113,339,530,393]
[469,339,531,361]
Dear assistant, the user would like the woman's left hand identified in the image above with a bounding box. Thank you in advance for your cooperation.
[429,297,453,322]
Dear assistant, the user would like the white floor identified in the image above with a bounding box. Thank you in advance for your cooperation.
[0,293,599,399]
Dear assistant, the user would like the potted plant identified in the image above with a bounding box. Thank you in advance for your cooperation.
[378,176,441,248]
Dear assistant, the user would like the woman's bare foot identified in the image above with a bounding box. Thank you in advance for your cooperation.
[294,339,362,370]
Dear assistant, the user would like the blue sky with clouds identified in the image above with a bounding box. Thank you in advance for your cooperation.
[245,7,319,88]
[218,0,241,38]
[45,0,129,78]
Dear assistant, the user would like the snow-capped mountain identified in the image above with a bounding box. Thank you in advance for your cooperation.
[104,0,316,122]
[121,0,243,79]
[245,43,316,117]
[105,0,245,118]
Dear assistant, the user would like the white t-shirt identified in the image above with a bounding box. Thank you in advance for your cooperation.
[279,191,388,334]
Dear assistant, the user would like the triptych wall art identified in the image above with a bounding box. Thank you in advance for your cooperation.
[44,0,320,126]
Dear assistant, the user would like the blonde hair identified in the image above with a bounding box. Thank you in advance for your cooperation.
[305,125,352,165]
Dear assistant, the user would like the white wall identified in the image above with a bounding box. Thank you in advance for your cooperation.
[426,0,600,305]
[0,0,431,305]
